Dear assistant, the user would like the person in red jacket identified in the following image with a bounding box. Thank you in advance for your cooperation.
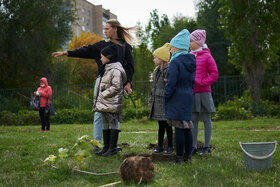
[189,29,218,157]
[34,77,52,132]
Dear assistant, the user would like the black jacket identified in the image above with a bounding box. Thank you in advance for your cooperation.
[67,39,134,83]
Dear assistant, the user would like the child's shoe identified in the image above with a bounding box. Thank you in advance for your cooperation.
[169,156,184,164]
[200,147,211,157]
[40,130,44,132]
[46,130,50,132]
[191,147,197,155]
[163,147,174,155]
[153,146,163,154]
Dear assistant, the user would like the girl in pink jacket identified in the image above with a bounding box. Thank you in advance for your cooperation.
[34,77,52,132]
[189,30,218,157]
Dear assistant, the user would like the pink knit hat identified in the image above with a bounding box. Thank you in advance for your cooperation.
[190,29,206,47]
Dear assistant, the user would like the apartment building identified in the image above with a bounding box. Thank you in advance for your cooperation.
[71,0,117,38]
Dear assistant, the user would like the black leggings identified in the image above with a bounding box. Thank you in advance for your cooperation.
[39,107,50,130]
[175,128,193,157]
[158,120,173,147]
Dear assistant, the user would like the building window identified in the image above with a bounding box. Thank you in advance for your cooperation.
[87,28,91,32]
[82,17,85,22]
[82,26,85,31]
[87,19,90,26]
[87,10,90,16]
[82,8,85,13]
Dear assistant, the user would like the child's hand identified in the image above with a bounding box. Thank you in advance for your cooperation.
[124,82,132,96]
[148,104,151,108]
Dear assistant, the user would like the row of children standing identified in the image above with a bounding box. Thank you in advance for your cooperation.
[149,29,218,163]
[62,26,218,161]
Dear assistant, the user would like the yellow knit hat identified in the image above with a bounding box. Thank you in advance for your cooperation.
[153,43,171,62]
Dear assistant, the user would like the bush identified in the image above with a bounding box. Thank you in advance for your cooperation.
[18,110,41,125]
[213,105,253,121]
[0,111,19,126]
[268,104,280,118]
[0,107,150,126]
[122,107,150,122]
[52,109,93,124]
[213,91,280,120]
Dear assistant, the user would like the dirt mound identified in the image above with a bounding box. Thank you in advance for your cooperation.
[119,156,154,184]
[151,153,174,162]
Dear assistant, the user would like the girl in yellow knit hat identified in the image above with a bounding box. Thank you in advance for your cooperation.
[148,43,174,155]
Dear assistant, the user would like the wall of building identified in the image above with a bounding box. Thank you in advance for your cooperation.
[71,0,117,38]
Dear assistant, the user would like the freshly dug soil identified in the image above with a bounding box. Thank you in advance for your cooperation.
[119,156,154,184]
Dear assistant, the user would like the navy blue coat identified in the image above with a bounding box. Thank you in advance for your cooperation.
[164,54,196,121]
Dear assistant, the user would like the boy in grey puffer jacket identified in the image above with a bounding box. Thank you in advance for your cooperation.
[92,44,127,156]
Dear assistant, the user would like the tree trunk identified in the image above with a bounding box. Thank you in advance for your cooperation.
[244,64,265,102]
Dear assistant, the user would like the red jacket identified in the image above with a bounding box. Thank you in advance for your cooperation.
[37,77,52,107]
[190,48,218,93]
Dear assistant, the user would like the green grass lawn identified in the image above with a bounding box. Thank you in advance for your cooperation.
[1,118,280,186]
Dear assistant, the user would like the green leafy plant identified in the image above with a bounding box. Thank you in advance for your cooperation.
[44,135,99,170]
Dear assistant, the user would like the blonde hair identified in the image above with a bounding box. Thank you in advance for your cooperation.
[106,19,138,46]
[149,59,169,82]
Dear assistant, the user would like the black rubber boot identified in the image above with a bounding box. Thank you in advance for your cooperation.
[102,129,121,156]
[96,129,110,156]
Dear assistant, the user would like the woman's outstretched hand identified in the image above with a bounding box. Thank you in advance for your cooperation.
[51,51,67,58]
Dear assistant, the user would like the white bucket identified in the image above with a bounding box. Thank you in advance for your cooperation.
[239,141,277,170]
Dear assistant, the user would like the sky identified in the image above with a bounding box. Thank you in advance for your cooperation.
[88,0,197,27]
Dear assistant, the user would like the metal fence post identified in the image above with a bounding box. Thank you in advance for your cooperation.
[224,76,227,106]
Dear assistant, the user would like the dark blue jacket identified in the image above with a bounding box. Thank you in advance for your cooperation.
[164,54,196,121]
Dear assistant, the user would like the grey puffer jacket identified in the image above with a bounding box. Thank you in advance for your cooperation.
[92,62,127,114]
[149,63,169,120]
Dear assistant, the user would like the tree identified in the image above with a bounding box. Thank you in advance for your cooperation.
[67,31,102,84]
[133,10,198,82]
[48,56,73,86]
[145,9,171,51]
[0,0,75,88]
[196,0,238,75]
[219,0,280,101]
[132,23,154,82]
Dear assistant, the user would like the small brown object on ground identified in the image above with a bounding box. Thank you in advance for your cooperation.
[119,156,154,184]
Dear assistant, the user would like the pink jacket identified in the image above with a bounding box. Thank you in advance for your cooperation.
[37,77,52,107]
[190,48,218,93]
